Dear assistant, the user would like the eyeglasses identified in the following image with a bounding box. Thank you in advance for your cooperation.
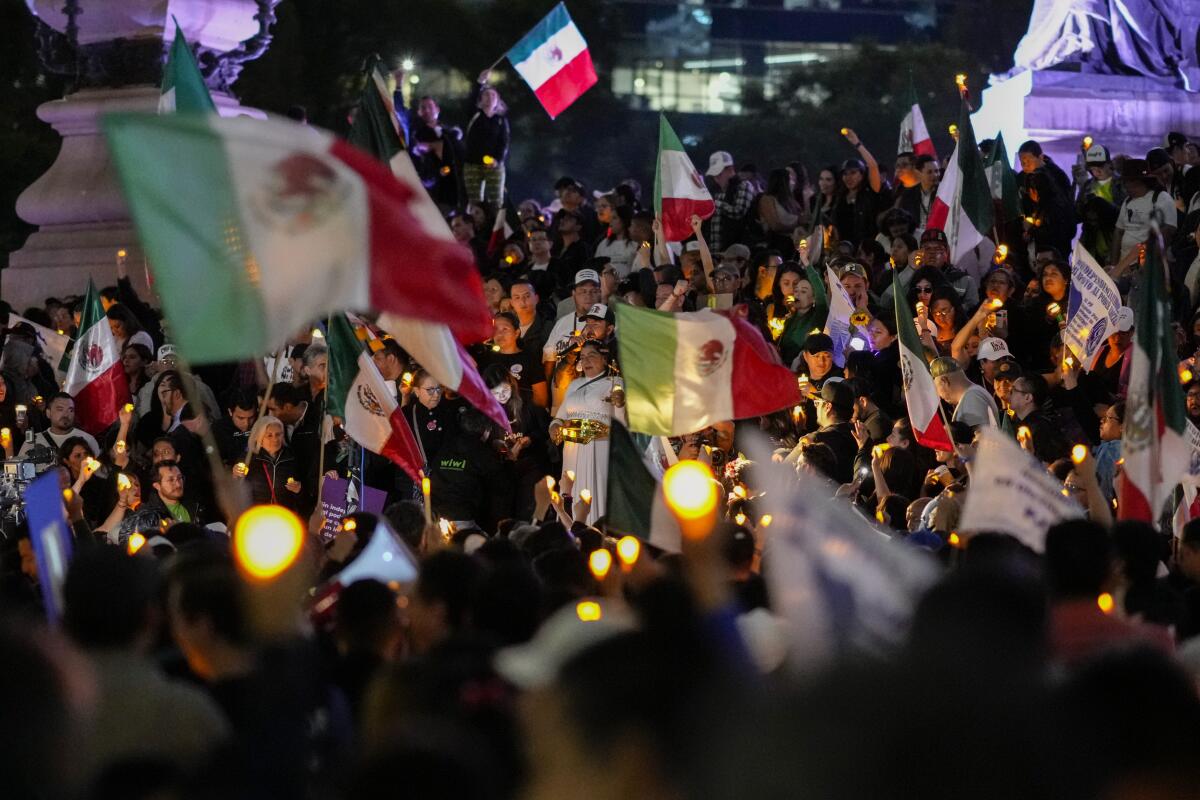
[916,285,933,294]
[419,386,442,395]
[932,308,952,318]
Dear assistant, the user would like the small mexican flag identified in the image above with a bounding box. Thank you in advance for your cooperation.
[926,101,994,264]
[653,115,714,242]
[326,313,424,481]
[63,280,130,435]
[897,81,936,159]
[1119,234,1189,522]
[615,304,799,436]
[159,23,216,114]
[893,284,952,452]
[103,112,492,364]
[347,55,406,164]
[983,131,1021,224]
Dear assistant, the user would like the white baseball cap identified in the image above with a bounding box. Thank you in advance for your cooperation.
[706,150,734,177]
[976,337,1012,362]
[1116,306,1135,332]
[574,269,601,286]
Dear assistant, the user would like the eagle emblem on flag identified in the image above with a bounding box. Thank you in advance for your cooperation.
[355,385,386,417]
[253,153,349,234]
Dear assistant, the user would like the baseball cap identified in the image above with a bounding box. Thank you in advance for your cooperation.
[574,269,601,286]
[929,356,962,378]
[993,358,1022,381]
[839,262,869,282]
[1116,305,1135,332]
[976,337,1012,362]
[494,598,637,690]
[1146,147,1172,171]
[804,332,834,354]
[920,228,949,246]
[1166,131,1189,149]
[1085,144,1111,164]
[721,243,751,261]
[706,151,734,177]
[585,303,613,323]
[713,262,740,278]
[555,176,584,193]
[157,343,178,362]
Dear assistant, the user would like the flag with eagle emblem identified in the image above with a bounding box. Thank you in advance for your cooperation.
[64,280,130,434]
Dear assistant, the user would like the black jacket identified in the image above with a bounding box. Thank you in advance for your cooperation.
[212,416,251,466]
[464,110,510,165]
[247,448,304,513]
[811,421,858,484]
[429,432,508,531]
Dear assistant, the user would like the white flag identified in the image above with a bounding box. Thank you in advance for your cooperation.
[6,314,70,378]
[959,428,1084,552]
[1063,240,1123,370]
[751,439,938,670]
[823,266,855,368]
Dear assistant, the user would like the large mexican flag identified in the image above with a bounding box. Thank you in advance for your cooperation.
[615,304,799,436]
[653,115,714,242]
[926,101,994,264]
[103,112,492,364]
[64,280,130,434]
[1119,236,1189,522]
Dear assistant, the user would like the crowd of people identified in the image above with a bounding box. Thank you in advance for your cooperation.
[6,68,1200,799]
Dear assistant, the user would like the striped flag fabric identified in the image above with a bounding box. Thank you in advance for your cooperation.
[983,131,1021,224]
[654,115,715,242]
[893,282,952,452]
[326,314,424,481]
[926,101,994,264]
[897,81,936,159]
[103,112,492,364]
[376,312,510,431]
[1119,233,1189,522]
[64,280,130,434]
[506,2,597,119]
[159,23,216,114]
[605,421,682,552]
[348,55,406,164]
[615,304,799,436]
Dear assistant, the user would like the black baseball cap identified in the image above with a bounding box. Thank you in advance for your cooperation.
[804,333,834,354]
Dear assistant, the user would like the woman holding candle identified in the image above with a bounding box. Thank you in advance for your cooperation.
[483,364,551,521]
[237,415,303,512]
[550,341,624,525]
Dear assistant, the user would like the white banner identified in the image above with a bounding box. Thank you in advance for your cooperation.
[823,266,854,368]
[7,314,71,378]
[959,428,1084,552]
[1064,240,1122,370]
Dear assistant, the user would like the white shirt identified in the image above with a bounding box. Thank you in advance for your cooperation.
[542,313,588,362]
[1116,190,1178,258]
[18,427,100,459]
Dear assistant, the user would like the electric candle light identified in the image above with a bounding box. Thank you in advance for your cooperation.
[872,443,890,459]
[235,462,249,477]
[401,372,414,388]
[421,476,432,524]
[955,73,967,90]
[1182,368,1194,384]
[995,243,1009,262]
[1083,135,1093,150]
[616,536,640,569]
[127,532,146,555]
[482,155,496,166]
[948,124,958,138]
[840,127,849,136]
[116,473,132,491]
[1071,444,1088,464]
[1097,592,1115,614]
[545,476,556,491]
[576,601,602,622]
[234,505,304,580]
[735,512,747,526]
[0,428,10,445]
[948,532,961,547]
[579,489,592,504]
[732,484,747,499]
[342,517,357,532]
[588,548,612,580]
[759,514,773,528]
[1017,426,1032,445]
[566,470,575,483]
[123,403,134,414]
[115,440,126,454]
[662,461,720,541]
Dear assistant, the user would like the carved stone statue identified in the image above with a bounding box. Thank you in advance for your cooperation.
[1010,0,1200,91]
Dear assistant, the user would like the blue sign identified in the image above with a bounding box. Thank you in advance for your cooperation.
[23,471,74,625]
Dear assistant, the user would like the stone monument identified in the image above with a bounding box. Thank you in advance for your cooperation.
[5,1,281,309]
[972,0,1200,169]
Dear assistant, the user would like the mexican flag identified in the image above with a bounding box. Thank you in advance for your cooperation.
[347,55,406,163]
[159,23,216,114]
[63,280,130,435]
[894,284,952,452]
[1119,236,1189,522]
[103,112,492,364]
[605,421,682,552]
[654,115,714,242]
[983,131,1021,224]
[615,304,799,436]
[926,101,994,264]
[897,83,936,159]
[326,313,424,481]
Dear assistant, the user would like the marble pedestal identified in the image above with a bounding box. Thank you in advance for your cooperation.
[5,86,261,309]
[972,68,1200,172]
